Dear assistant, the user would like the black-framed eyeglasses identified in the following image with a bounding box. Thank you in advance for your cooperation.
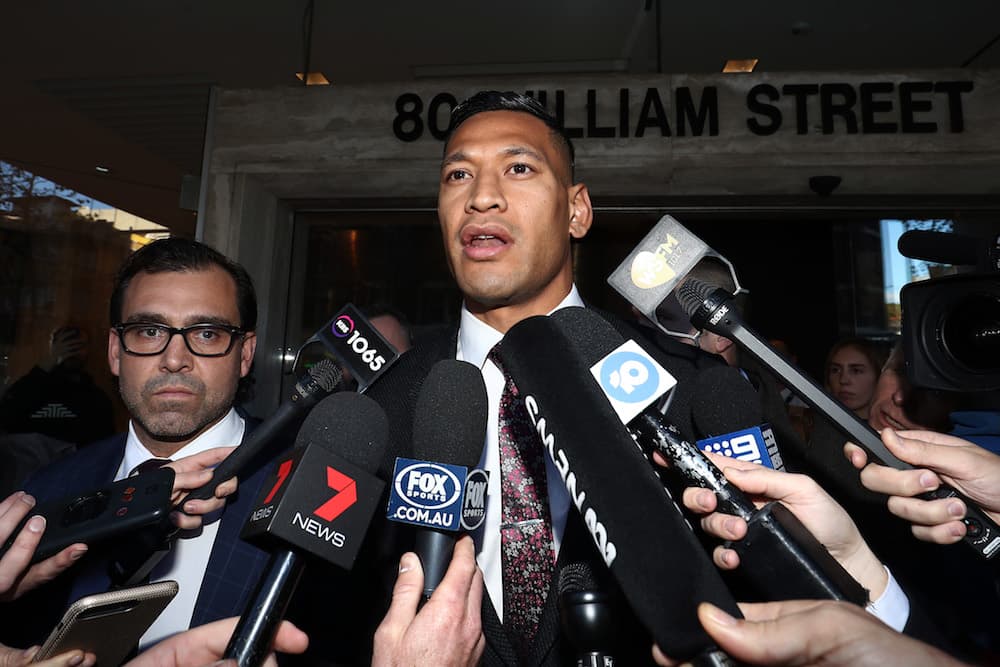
[113,323,246,357]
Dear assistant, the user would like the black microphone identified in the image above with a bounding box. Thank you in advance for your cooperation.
[183,359,343,504]
[559,562,617,667]
[676,276,1000,561]
[897,229,1000,272]
[550,306,869,605]
[407,359,487,601]
[495,314,740,662]
[227,392,388,667]
[691,365,786,471]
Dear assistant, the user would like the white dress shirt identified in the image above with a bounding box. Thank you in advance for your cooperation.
[455,285,584,622]
[116,408,245,648]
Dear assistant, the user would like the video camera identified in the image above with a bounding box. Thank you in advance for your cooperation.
[897,229,1000,392]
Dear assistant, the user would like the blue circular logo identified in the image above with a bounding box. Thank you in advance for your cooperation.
[599,351,658,404]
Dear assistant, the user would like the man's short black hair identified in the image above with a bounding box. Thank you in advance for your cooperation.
[446,90,576,180]
[109,237,257,331]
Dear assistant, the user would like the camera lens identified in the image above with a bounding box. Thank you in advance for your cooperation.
[940,292,1000,372]
[63,490,110,525]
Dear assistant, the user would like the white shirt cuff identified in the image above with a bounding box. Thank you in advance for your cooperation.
[865,566,909,632]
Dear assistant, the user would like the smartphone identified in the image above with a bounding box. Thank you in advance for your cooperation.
[3,468,176,564]
[33,580,179,664]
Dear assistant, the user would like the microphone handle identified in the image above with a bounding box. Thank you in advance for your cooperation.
[697,296,1000,561]
[733,502,868,604]
[631,413,868,605]
[225,549,306,667]
[185,399,306,503]
[414,529,455,603]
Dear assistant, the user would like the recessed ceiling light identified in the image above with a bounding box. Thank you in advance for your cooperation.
[95,165,111,174]
[723,59,759,73]
[295,72,330,86]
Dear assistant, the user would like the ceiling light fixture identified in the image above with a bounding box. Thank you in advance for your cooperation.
[723,59,759,73]
[295,72,330,86]
[295,0,330,86]
[95,165,111,174]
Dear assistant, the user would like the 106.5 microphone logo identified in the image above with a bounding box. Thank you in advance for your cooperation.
[387,458,467,531]
[331,314,387,372]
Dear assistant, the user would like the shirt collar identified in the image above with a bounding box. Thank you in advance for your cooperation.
[119,408,245,480]
[457,284,585,368]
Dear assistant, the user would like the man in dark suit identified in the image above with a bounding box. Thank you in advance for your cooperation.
[364,91,741,666]
[1,238,273,651]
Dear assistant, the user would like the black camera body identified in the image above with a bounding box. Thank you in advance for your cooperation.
[901,273,1000,392]
[898,231,1000,392]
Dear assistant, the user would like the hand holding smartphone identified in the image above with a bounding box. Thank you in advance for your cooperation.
[33,581,178,664]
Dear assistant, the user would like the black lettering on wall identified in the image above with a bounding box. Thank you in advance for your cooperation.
[747,84,781,135]
[619,88,630,138]
[556,90,584,138]
[820,84,858,134]
[393,93,424,142]
[781,84,819,134]
[636,88,671,137]
[586,89,615,137]
[935,80,974,132]
[676,86,718,136]
[427,93,458,140]
[859,82,897,133]
[899,81,936,133]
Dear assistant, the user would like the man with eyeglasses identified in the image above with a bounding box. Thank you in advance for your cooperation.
[3,238,276,653]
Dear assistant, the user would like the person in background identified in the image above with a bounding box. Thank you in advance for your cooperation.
[365,303,413,355]
[823,337,886,422]
[0,325,114,447]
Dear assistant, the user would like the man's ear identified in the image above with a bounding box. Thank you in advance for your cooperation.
[240,332,257,378]
[108,328,121,378]
[700,331,734,356]
[714,335,735,356]
[568,183,593,239]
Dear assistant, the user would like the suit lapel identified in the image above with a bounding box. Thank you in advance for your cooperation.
[190,441,272,628]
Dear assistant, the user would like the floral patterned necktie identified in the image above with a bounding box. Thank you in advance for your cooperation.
[489,347,555,658]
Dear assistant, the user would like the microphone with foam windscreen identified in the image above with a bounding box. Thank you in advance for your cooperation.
[184,359,344,504]
[690,365,785,471]
[227,392,388,667]
[676,277,1000,561]
[494,313,740,663]
[549,307,868,606]
[385,359,487,602]
[559,561,617,667]
[897,229,1000,272]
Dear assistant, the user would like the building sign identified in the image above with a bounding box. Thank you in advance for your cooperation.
[392,79,975,142]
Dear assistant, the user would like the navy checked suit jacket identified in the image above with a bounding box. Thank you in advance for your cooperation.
[5,426,273,645]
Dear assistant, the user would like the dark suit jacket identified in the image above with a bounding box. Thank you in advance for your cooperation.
[3,426,273,646]
[364,313,733,666]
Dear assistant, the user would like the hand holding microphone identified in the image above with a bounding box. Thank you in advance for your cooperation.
[679,454,890,602]
[372,536,485,667]
[846,429,1000,545]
